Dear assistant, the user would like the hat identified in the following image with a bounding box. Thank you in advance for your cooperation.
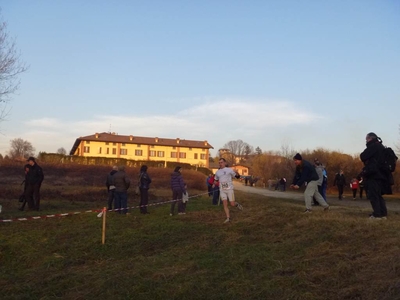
[293,153,302,160]
[27,156,36,162]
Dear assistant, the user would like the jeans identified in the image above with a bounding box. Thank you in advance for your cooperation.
[107,189,115,210]
[171,189,184,214]
[304,181,328,210]
[212,186,220,205]
[114,191,128,214]
[139,188,149,213]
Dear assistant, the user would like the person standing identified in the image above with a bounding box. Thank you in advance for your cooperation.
[138,165,152,214]
[333,170,346,200]
[106,165,118,210]
[360,132,387,219]
[170,166,186,216]
[358,177,364,199]
[181,184,189,214]
[113,165,131,214]
[206,174,213,197]
[290,153,329,213]
[208,174,220,205]
[25,157,44,211]
[350,177,359,200]
[213,158,243,223]
[313,159,324,206]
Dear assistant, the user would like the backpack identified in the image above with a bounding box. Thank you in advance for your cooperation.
[381,146,398,174]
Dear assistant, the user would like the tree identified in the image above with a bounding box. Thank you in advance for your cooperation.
[222,139,253,165]
[8,138,35,159]
[0,13,28,123]
[57,147,67,155]
[255,146,262,155]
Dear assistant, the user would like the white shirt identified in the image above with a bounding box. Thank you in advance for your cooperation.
[215,167,237,190]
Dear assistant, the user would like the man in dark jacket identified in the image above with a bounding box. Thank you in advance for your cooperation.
[139,165,152,214]
[360,132,387,219]
[113,165,131,214]
[290,153,329,213]
[25,157,44,210]
[106,166,118,210]
[170,166,186,215]
[333,170,346,200]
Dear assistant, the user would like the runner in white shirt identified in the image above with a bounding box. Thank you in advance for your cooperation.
[213,158,243,223]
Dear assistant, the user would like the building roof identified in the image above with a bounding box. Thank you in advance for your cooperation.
[70,132,214,155]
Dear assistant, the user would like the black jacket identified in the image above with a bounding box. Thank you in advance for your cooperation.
[26,163,44,185]
[333,174,346,186]
[106,170,118,190]
[360,139,386,181]
[292,160,319,187]
[139,171,152,189]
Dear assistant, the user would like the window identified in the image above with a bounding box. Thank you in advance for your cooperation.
[106,148,109,155]
[84,146,90,153]
[120,149,127,155]
[202,149,205,152]
[171,152,177,158]
[98,147,102,154]
[135,149,143,156]
[137,144,141,148]
[157,151,164,157]
[172,147,176,150]
[179,152,186,159]
[151,145,155,148]
[105,142,109,145]
[112,148,117,155]
[189,148,192,151]
[200,154,206,160]
[85,141,90,144]
[122,143,126,146]
[113,143,116,146]
[149,150,156,157]
[194,153,198,159]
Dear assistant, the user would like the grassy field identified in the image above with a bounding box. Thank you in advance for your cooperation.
[2,185,400,300]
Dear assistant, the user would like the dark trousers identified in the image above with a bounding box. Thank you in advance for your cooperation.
[365,179,387,217]
[114,191,128,214]
[212,186,220,205]
[107,189,115,210]
[207,185,213,197]
[25,183,41,210]
[352,189,357,199]
[359,187,364,199]
[337,185,344,199]
[139,188,149,214]
[171,189,183,214]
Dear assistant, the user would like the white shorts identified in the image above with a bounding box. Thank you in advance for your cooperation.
[220,189,235,202]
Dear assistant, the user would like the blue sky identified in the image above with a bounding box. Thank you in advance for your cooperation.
[1,0,399,157]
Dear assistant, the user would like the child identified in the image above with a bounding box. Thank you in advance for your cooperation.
[350,177,359,200]
[180,184,189,214]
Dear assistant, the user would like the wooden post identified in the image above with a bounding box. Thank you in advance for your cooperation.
[102,207,107,245]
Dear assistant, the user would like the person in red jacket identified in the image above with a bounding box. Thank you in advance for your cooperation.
[350,177,359,200]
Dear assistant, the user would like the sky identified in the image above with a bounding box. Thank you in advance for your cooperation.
[0,0,399,157]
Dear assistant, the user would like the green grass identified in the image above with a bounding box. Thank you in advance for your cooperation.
[2,191,400,300]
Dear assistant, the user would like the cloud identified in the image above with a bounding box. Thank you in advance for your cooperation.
[1,98,322,154]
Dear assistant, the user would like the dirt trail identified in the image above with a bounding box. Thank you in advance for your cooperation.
[233,181,400,212]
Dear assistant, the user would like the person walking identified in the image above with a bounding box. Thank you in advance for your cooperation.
[350,177,359,200]
[312,159,324,206]
[113,166,131,214]
[106,165,118,210]
[170,166,186,216]
[360,132,388,219]
[333,170,346,200]
[213,158,243,223]
[25,157,44,211]
[290,153,329,213]
[358,176,364,199]
[138,165,152,214]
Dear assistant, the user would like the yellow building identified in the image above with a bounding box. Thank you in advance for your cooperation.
[69,132,214,168]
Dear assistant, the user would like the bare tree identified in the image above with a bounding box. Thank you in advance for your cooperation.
[8,138,35,159]
[222,139,253,165]
[57,147,67,155]
[0,13,28,123]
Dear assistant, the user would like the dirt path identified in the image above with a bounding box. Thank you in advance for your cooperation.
[233,181,400,212]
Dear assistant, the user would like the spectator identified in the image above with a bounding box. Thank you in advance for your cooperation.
[350,177,359,200]
[206,174,213,197]
[208,174,220,205]
[358,177,364,199]
[333,170,346,200]
[25,157,44,211]
[360,132,387,219]
[181,184,189,214]
[138,165,152,214]
[290,153,329,213]
[313,159,324,206]
[106,165,118,210]
[170,166,186,216]
[213,158,243,223]
[279,177,287,191]
[113,165,131,214]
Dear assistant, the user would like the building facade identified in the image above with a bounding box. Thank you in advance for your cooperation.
[69,132,213,168]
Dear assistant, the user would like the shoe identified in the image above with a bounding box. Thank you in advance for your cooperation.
[223,218,230,223]
[382,216,387,220]
[236,203,243,211]
[178,212,184,215]
[170,213,173,216]
[324,206,330,211]
[369,215,382,220]
[303,209,312,214]
[353,198,356,200]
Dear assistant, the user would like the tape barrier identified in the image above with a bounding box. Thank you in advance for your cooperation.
[0,191,211,223]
